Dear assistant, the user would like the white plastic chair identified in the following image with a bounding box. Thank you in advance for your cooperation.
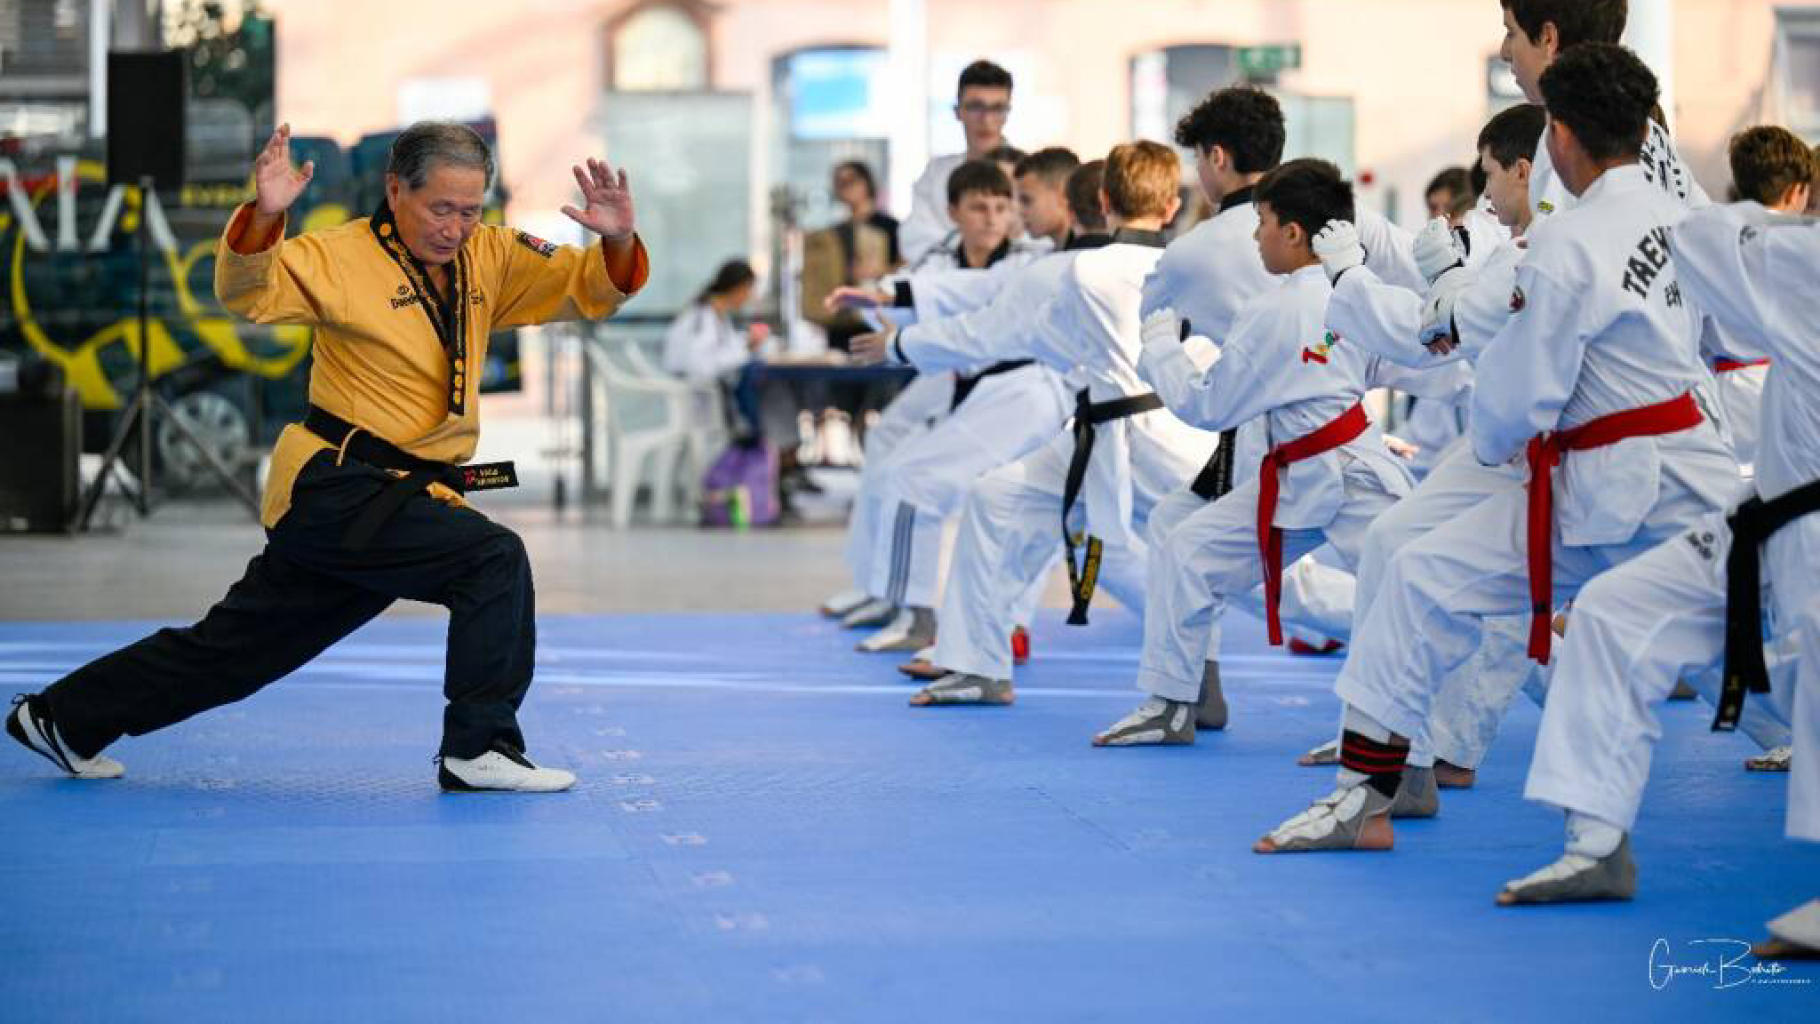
[617,342,728,509]
[584,336,697,527]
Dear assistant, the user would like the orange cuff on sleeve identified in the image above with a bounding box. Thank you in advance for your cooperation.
[225,203,285,256]
[601,235,650,295]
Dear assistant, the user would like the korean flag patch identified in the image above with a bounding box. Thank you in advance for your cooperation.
[515,231,557,258]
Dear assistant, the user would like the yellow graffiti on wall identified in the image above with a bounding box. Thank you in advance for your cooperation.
[4,160,335,409]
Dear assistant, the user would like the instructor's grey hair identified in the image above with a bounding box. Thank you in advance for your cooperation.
[387,121,495,191]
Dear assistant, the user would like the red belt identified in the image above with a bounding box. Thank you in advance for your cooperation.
[1523,391,1702,663]
[1258,402,1370,645]
[1714,357,1768,374]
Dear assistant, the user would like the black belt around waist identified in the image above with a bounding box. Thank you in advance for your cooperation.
[950,359,1035,412]
[303,405,518,551]
[1189,428,1241,501]
[1714,477,1820,731]
[1061,389,1165,625]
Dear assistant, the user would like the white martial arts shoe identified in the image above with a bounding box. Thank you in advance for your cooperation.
[908,674,1013,706]
[819,589,870,619]
[1496,836,1637,906]
[840,599,897,630]
[1298,740,1340,766]
[1093,697,1195,747]
[1755,900,1820,961]
[438,744,576,793]
[857,607,936,653]
[1196,661,1228,731]
[1389,766,1439,818]
[6,695,124,780]
[1254,784,1395,853]
[1745,744,1792,773]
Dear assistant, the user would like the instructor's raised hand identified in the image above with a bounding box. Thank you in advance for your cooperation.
[253,124,314,217]
[561,158,636,243]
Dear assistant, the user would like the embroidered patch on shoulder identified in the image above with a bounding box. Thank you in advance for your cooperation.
[1509,286,1527,313]
[1740,226,1760,245]
[1301,330,1339,365]
[515,231,557,258]
[1536,200,1555,215]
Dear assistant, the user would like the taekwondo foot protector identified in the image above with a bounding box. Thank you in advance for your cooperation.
[1497,835,1636,905]
[857,607,936,653]
[1255,784,1395,853]
[820,588,869,619]
[1011,625,1031,666]
[439,742,575,793]
[897,655,947,681]
[1196,661,1228,731]
[1746,744,1792,773]
[1298,740,1340,766]
[1390,766,1439,818]
[1755,901,1820,960]
[840,598,898,630]
[7,695,124,780]
[1433,759,1478,788]
[909,674,1014,707]
[1667,678,1698,701]
[1092,697,1195,747]
[1287,636,1345,657]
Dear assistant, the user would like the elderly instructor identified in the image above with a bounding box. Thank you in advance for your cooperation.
[8,122,648,792]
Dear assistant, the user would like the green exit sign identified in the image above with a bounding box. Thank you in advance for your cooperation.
[1238,44,1302,78]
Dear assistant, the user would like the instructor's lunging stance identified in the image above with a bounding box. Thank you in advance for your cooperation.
[7,121,648,792]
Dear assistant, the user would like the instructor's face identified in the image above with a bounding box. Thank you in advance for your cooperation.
[387,165,488,265]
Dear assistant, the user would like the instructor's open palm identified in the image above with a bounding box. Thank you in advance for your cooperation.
[562,159,636,241]
[253,124,314,216]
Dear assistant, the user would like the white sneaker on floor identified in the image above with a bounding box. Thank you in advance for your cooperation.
[1746,744,1792,773]
[439,745,575,793]
[7,695,124,780]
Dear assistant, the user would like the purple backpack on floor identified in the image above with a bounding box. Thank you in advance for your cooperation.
[700,441,780,528]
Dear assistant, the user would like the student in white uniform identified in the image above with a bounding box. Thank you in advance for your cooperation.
[1095,160,1468,749]
[1496,191,1819,941]
[1703,127,1815,474]
[900,60,1016,266]
[1296,0,1709,779]
[856,142,1217,707]
[847,150,1088,654]
[1257,45,1740,855]
[1290,104,1549,786]
[819,162,1043,629]
[1096,88,1388,744]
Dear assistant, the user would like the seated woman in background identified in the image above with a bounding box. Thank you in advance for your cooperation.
[663,258,768,440]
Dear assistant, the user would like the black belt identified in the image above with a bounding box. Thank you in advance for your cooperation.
[1188,428,1241,501]
[303,405,518,551]
[1061,388,1165,625]
[950,359,1034,412]
[1714,477,1820,730]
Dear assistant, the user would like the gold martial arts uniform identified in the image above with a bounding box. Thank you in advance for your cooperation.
[41,201,647,761]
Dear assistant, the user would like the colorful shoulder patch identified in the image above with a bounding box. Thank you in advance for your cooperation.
[515,231,557,258]
[1301,330,1339,365]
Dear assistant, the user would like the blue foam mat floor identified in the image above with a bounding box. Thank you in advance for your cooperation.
[1,610,1815,1022]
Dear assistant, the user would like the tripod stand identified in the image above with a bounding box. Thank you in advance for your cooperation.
[75,177,260,530]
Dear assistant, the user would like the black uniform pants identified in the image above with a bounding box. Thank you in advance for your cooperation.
[43,450,535,761]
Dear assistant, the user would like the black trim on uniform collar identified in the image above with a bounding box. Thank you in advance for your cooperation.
[1218,185,1256,214]
[967,236,1014,270]
[1065,231,1114,251]
[1111,228,1168,249]
[369,199,473,417]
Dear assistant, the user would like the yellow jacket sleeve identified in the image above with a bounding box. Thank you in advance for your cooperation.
[212,204,346,326]
[486,226,649,330]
